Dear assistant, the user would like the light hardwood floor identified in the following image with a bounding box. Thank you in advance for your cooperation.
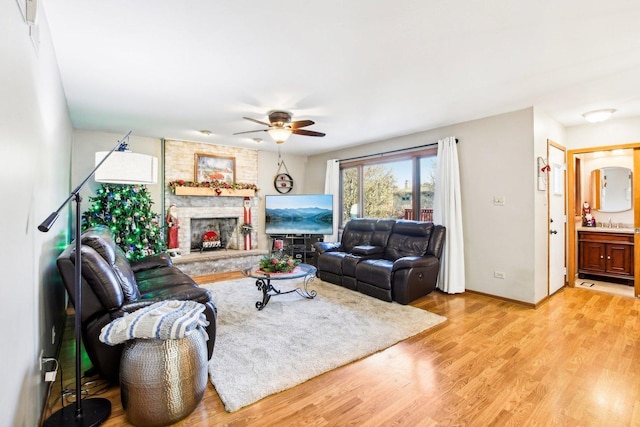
[44,274,640,426]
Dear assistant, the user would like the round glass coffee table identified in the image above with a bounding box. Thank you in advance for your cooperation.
[241,264,317,310]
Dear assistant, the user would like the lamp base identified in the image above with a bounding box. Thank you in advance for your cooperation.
[43,398,111,427]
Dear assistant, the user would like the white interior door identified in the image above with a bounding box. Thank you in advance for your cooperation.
[549,142,566,295]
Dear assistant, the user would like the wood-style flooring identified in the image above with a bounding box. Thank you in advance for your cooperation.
[44,274,640,426]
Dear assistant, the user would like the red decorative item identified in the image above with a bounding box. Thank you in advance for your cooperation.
[166,204,179,249]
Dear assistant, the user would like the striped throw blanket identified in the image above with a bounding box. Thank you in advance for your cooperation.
[100,300,209,346]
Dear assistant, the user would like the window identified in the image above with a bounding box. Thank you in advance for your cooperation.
[340,149,437,227]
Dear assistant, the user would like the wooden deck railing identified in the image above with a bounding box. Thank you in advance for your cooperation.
[403,208,433,222]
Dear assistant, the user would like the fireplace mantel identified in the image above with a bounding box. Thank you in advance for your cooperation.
[173,187,255,197]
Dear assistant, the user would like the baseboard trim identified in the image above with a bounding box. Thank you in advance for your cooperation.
[464,289,537,309]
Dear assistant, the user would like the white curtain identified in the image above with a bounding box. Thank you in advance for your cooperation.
[324,159,340,242]
[433,136,465,294]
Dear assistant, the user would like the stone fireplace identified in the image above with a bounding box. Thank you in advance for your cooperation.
[164,139,260,257]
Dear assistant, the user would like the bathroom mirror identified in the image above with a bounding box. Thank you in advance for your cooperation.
[591,166,632,212]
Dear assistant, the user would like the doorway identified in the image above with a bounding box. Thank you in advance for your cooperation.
[548,141,566,295]
[567,144,639,297]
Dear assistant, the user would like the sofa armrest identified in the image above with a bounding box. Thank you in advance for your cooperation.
[115,286,212,316]
[392,256,439,271]
[130,253,173,272]
[351,245,384,256]
[314,241,342,254]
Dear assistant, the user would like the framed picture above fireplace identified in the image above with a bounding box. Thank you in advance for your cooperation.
[195,154,235,183]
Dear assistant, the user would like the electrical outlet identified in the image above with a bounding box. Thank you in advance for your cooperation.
[45,370,57,382]
[494,271,506,279]
[51,326,56,345]
[493,196,505,206]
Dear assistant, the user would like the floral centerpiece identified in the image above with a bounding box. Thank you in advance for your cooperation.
[258,253,299,273]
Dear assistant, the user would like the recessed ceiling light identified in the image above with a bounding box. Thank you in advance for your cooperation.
[582,109,616,123]
[199,130,212,136]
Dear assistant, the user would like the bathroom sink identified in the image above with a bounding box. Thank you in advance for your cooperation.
[591,227,635,233]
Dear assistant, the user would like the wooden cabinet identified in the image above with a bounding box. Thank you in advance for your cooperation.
[269,234,324,266]
[578,231,634,283]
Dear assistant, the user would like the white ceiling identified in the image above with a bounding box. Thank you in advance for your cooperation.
[42,0,640,155]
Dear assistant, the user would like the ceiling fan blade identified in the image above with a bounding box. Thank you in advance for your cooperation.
[233,129,267,135]
[292,129,326,137]
[243,117,271,127]
[290,120,315,129]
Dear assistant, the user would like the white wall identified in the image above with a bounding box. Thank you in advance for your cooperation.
[257,150,308,250]
[567,116,640,149]
[1,3,72,426]
[307,108,545,304]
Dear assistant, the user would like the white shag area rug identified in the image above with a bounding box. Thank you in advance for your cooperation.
[203,277,446,412]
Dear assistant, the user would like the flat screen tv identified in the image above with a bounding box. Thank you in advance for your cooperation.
[265,194,333,235]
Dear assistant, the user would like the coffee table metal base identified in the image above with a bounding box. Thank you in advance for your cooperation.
[242,264,318,310]
[254,274,317,310]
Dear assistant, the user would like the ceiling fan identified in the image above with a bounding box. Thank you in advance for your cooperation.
[233,110,326,144]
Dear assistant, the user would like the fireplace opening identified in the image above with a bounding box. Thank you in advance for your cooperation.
[190,217,238,251]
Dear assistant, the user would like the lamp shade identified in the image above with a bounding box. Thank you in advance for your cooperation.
[95,151,158,184]
[267,128,292,144]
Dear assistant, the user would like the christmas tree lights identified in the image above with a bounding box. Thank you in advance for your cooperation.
[81,183,166,260]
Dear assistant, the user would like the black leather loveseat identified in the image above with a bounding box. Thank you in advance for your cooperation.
[314,219,446,304]
[57,226,217,381]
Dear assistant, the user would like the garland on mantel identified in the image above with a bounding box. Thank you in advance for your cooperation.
[168,180,259,193]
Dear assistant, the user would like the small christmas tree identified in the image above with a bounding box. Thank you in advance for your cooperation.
[82,183,166,260]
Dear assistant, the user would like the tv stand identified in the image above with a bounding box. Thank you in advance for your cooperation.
[269,234,324,266]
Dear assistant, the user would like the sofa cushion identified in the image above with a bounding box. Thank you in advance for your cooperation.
[351,245,384,256]
[79,246,125,311]
[113,246,141,302]
[371,219,395,247]
[136,267,202,294]
[79,227,141,302]
[341,219,377,252]
[317,251,348,275]
[384,221,433,261]
[80,226,118,265]
[356,259,394,290]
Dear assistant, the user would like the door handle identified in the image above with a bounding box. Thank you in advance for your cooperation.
[550,230,558,234]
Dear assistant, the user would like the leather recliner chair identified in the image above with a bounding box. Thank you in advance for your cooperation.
[56,225,217,382]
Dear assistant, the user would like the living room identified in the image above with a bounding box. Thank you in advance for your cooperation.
[5,1,640,426]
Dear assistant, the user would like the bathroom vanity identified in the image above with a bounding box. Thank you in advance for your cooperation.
[578,228,634,284]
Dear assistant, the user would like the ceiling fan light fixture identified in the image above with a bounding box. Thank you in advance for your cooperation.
[582,109,616,123]
[267,127,292,144]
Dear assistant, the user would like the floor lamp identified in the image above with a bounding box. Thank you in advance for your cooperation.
[39,130,158,426]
